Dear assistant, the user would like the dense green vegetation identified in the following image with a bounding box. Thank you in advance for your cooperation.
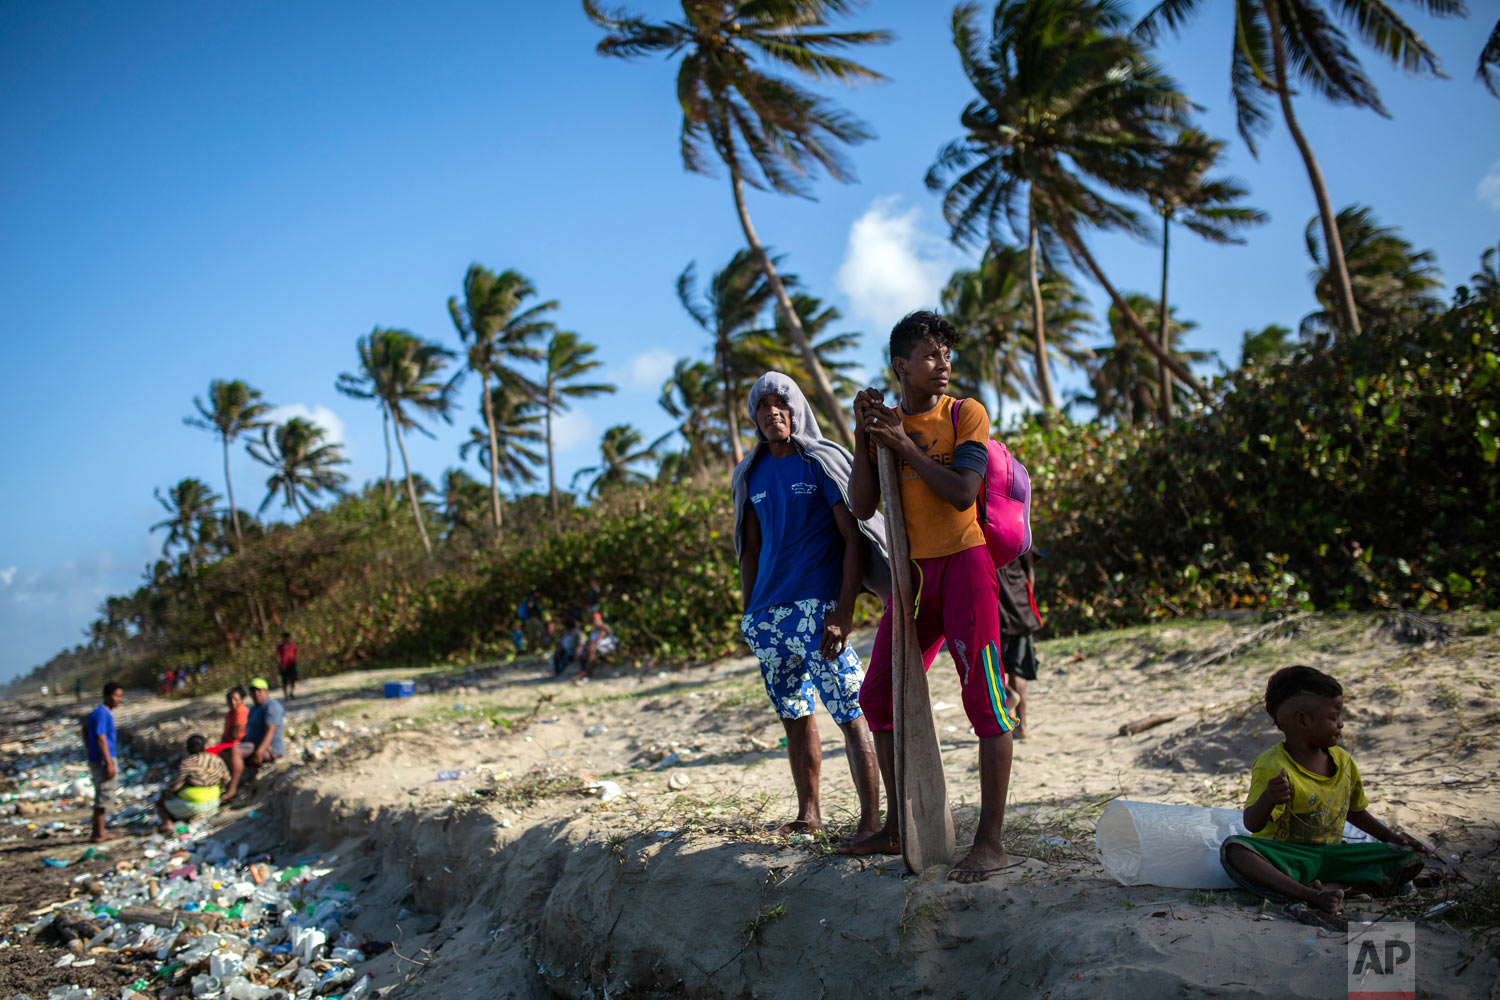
[14,0,1499,693]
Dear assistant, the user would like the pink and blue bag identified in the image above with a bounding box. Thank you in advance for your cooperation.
[953,399,1032,569]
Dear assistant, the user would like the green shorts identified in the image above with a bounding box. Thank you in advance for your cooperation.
[1221,835,1423,900]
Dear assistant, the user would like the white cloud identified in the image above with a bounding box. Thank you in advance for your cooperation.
[0,566,14,587]
[1480,159,1500,212]
[614,347,678,391]
[266,403,347,447]
[835,196,962,332]
[550,408,595,453]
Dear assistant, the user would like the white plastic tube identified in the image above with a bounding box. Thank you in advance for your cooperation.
[1095,800,1248,889]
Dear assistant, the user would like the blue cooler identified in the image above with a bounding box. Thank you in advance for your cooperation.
[384,680,415,699]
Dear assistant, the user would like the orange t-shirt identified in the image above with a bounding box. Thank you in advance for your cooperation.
[223,704,248,743]
[876,395,990,559]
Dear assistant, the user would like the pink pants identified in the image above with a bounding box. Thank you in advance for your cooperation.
[859,544,1017,739]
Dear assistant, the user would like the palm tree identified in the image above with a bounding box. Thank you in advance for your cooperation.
[1144,129,1266,420]
[459,385,547,493]
[926,0,1207,409]
[1081,293,1214,425]
[540,331,615,516]
[337,328,455,555]
[1137,0,1463,336]
[941,243,1093,424]
[657,358,731,478]
[151,478,221,575]
[1238,323,1296,368]
[775,292,867,432]
[247,417,349,517]
[184,380,272,552]
[438,468,491,539]
[448,265,553,532]
[571,424,658,498]
[677,249,789,462]
[1471,242,1500,298]
[584,0,893,448]
[1301,205,1443,337]
[1481,18,1500,96]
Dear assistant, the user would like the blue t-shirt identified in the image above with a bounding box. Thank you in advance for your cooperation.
[84,705,116,763]
[244,698,286,756]
[745,452,847,613]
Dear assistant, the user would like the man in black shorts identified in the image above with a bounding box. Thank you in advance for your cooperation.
[274,632,299,700]
[997,551,1043,739]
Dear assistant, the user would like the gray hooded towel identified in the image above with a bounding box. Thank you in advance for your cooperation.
[729,372,892,600]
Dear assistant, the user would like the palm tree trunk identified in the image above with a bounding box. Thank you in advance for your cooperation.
[1157,212,1174,424]
[393,422,433,555]
[728,165,854,448]
[547,388,559,519]
[381,406,394,501]
[1262,0,1360,335]
[721,350,744,463]
[1053,202,1209,400]
[1027,199,1058,415]
[480,370,503,536]
[222,436,243,552]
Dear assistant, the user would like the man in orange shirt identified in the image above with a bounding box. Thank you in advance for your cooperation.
[846,311,1018,882]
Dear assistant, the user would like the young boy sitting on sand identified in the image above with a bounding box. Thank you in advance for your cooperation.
[1221,665,1427,915]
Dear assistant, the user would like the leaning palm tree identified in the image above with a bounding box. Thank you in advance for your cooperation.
[1082,293,1214,426]
[657,358,731,478]
[448,265,553,532]
[941,243,1094,424]
[584,0,893,448]
[151,478,222,575]
[1143,129,1266,420]
[459,385,547,495]
[677,249,789,462]
[926,0,1207,408]
[1472,242,1500,298]
[336,328,455,555]
[184,380,272,552]
[247,417,349,517]
[1136,0,1463,336]
[571,424,658,498]
[1300,205,1444,337]
[540,332,615,516]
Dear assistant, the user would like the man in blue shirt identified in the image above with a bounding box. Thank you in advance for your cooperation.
[731,373,886,839]
[222,677,284,801]
[83,682,124,842]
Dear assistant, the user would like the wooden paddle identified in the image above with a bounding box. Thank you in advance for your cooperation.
[876,443,956,874]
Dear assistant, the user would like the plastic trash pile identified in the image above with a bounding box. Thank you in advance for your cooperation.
[10,826,380,1000]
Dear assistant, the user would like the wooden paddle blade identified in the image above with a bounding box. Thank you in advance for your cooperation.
[876,445,955,874]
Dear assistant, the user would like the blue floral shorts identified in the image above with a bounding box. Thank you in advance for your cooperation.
[740,599,864,724]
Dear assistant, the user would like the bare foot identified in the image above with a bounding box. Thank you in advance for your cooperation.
[947,843,1015,883]
[838,828,900,856]
[1307,880,1345,915]
[774,819,821,835]
[154,823,173,834]
[89,832,121,843]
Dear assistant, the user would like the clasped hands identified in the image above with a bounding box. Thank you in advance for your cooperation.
[854,388,914,456]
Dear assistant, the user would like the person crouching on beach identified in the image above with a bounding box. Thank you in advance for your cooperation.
[731,372,889,838]
[846,311,1018,882]
[1221,665,1428,915]
[156,733,230,832]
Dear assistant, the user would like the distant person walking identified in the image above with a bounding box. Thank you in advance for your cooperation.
[83,682,124,843]
[74,676,83,702]
[275,632,299,700]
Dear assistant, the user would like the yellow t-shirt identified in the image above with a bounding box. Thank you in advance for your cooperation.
[1245,743,1368,844]
[873,395,989,560]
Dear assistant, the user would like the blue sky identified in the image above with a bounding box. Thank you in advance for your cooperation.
[2,1,1496,683]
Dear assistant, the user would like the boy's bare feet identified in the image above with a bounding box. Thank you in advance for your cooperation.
[947,844,1017,883]
[1306,880,1345,914]
[839,828,900,856]
[89,831,121,843]
[774,819,820,835]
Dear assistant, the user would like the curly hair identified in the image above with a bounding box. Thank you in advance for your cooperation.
[889,310,959,362]
[1264,665,1342,721]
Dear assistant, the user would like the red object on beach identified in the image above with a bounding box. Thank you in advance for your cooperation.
[206,741,236,756]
